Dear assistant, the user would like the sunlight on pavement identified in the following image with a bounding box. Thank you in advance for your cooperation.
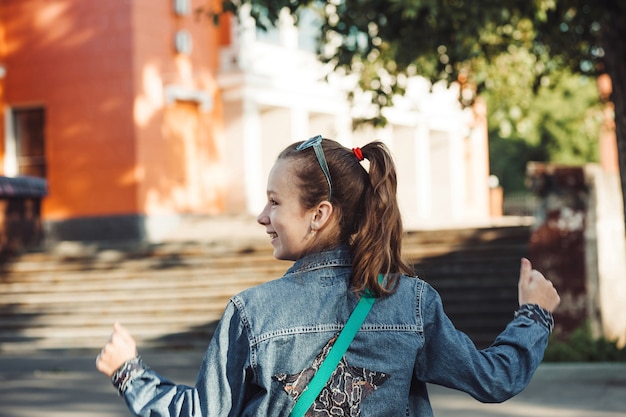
[431,391,626,417]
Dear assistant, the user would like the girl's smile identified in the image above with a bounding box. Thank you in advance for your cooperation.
[257,159,317,261]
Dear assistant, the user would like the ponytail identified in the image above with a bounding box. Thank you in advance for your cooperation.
[350,142,414,297]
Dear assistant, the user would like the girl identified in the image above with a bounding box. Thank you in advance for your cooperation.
[97,135,560,416]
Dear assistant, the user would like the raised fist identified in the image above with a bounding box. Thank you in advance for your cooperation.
[96,322,138,377]
[518,258,561,313]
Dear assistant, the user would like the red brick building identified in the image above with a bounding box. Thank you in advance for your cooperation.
[0,0,229,242]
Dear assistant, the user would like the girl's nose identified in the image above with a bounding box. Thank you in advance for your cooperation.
[257,207,269,225]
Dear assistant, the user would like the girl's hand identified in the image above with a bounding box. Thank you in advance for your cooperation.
[518,258,561,313]
[96,322,137,377]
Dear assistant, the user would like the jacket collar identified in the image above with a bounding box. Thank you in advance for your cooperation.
[285,245,352,275]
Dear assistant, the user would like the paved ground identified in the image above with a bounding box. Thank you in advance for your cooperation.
[1,349,624,417]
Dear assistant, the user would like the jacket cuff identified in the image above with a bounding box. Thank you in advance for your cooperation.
[515,304,555,333]
[111,355,147,395]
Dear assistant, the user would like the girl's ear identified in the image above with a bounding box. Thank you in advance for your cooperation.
[311,201,334,230]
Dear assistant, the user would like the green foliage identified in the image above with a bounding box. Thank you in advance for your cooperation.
[489,135,546,194]
[531,75,602,164]
[197,1,624,127]
[196,1,615,194]
[200,1,622,112]
[544,322,626,362]
[486,65,602,194]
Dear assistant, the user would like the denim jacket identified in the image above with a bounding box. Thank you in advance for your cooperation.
[116,246,553,416]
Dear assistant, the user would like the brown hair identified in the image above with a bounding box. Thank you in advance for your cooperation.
[278,138,414,297]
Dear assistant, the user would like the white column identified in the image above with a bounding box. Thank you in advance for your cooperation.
[290,106,309,141]
[448,128,465,221]
[236,4,256,70]
[468,101,490,221]
[586,165,626,348]
[333,109,353,146]
[416,122,431,221]
[279,9,298,50]
[3,109,18,177]
[243,99,264,215]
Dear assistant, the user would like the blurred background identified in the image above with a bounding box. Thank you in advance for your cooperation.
[0,0,625,362]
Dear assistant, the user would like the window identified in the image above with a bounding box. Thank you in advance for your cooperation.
[8,108,47,178]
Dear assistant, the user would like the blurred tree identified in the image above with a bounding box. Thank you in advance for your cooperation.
[201,0,626,220]
[485,52,602,193]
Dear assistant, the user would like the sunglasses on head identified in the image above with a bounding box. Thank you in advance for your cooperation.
[295,135,333,201]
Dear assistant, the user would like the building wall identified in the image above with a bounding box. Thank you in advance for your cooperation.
[1,0,138,220]
[0,0,225,242]
[130,0,224,238]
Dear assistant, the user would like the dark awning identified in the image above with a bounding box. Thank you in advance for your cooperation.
[0,176,48,198]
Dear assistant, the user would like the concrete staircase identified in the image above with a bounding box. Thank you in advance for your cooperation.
[405,226,531,348]
[0,225,530,352]
[0,241,287,352]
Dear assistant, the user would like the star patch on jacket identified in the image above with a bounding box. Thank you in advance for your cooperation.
[274,334,389,416]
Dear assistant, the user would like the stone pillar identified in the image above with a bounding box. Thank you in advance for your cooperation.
[585,164,626,347]
[527,163,588,336]
[527,162,626,347]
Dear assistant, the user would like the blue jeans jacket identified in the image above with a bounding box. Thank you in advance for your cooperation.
[117,246,552,416]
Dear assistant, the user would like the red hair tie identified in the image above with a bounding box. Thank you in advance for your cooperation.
[352,147,364,161]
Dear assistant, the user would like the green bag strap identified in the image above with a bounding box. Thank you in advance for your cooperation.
[289,274,383,417]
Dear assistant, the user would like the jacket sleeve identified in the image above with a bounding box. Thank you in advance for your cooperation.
[414,282,552,403]
[119,300,252,417]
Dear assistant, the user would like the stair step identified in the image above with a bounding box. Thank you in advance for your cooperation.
[0,270,282,294]
[0,296,233,314]
[1,252,280,275]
